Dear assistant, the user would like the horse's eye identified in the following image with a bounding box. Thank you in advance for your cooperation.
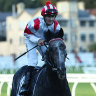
[59,45,64,50]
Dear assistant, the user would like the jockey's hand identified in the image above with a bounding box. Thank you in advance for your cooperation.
[38,39,44,46]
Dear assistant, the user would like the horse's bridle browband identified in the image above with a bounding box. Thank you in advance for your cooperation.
[49,38,63,43]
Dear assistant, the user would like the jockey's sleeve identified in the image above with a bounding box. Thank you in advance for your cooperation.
[28,35,40,43]
[24,24,40,43]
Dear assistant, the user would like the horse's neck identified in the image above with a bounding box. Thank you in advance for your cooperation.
[46,66,59,81]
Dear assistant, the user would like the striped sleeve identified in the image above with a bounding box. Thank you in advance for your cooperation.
[24,24,33,35]
[24,18,41,43]
[54,20,60,31]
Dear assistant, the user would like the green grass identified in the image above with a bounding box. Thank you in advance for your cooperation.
[66,66,84,73]
[1,83,7,96]
[0,69,17,74]
[69,83,96,96]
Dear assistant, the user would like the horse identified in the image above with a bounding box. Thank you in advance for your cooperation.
[11,28,71,96]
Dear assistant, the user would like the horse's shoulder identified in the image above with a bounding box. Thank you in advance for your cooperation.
[13,65,28,81]
[32,65,48,80]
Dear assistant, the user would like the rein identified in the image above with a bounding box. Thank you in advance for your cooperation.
[39,44,58,71]
[45,38,69,71]
[32,39,67,95]
[43,38,63,71]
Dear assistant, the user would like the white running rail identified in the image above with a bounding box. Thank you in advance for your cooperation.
[67,74,96,96]
[0,74,96,96]
[0,74,13,96]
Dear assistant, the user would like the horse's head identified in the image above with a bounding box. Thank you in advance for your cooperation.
[45,38,67,80]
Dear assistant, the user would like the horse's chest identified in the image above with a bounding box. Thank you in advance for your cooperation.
[31,68,65,96]
[36,70,61,89]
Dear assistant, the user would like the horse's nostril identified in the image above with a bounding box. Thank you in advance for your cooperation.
[57,67,66,77]
[57,69,64,75]
[57,71,66,80]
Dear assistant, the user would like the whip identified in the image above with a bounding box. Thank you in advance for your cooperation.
[15,45,38,61]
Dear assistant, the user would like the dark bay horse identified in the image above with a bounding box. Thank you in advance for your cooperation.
[11,29,71,96]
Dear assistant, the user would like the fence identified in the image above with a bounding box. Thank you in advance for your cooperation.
[67,74,96,96]
[0,74,13,96]
[0,74,96,96]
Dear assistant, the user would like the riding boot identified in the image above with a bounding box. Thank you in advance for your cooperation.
[19,66,35,95]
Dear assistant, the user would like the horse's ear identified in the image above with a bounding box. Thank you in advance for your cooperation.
[44,30,52,42]
[57,28,64,38]
[60,28,64,37]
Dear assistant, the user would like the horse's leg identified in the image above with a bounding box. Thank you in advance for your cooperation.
[11,65,28,96]
[19,66,36,95]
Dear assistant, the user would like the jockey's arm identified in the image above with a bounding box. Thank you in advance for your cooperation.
[25,33,44,46]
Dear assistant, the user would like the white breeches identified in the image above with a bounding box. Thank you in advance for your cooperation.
[25,38,47,66]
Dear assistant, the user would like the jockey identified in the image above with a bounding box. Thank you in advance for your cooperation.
[19,1,63,95]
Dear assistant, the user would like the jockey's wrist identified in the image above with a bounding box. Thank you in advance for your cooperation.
[38,39,44,46]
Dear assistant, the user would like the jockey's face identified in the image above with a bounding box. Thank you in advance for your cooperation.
[44,15,56,26]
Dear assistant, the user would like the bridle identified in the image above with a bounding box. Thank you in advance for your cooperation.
[33,38,68,95]
[44,38,68,71]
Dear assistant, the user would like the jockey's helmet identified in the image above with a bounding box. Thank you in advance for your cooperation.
[41,1,58,16]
